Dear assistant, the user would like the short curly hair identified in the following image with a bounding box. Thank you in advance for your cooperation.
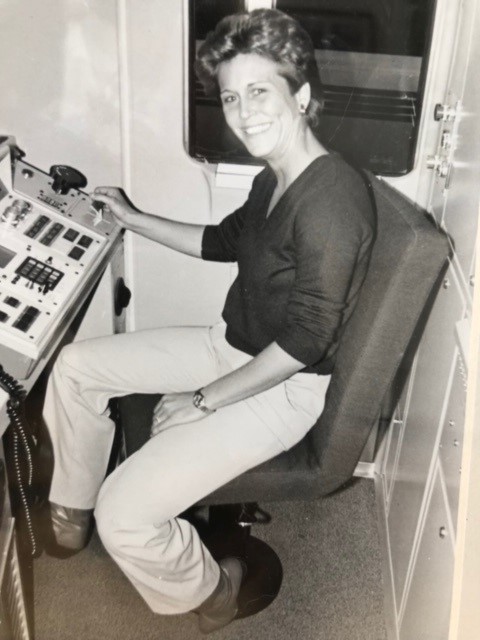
[195,9,324,131]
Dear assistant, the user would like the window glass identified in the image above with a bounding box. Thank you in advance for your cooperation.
[188,0,436,175]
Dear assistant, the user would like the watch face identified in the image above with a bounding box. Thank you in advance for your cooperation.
[193,391,204,409]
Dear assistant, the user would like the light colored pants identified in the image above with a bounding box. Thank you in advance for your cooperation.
[44,322,330,614]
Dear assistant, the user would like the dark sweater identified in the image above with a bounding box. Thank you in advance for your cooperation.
[201,153,376,374]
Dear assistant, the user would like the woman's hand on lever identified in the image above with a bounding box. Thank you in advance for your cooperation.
[150,392,211,437]
[92,187,137,229]
[92,186,205,257]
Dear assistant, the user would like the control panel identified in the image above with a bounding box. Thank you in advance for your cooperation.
[0,139,122,378]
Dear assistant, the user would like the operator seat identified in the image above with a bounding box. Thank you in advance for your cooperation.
[117,172,450,618]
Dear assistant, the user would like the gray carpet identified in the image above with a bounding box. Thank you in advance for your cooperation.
[33,479,387,640]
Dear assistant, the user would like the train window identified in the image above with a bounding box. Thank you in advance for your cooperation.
[188,0,436,175]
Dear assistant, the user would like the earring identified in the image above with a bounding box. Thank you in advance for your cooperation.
[299,104,307,115]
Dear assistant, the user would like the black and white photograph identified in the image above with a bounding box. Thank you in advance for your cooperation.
[0,1,479,639]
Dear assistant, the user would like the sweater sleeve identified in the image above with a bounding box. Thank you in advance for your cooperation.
[275,190,373,366]
[201,204,247,262]
[201,169,267,262]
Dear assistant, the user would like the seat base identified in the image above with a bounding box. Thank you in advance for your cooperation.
[204,531,283,619]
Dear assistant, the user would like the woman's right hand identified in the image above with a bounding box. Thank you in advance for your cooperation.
[91,187,137,229]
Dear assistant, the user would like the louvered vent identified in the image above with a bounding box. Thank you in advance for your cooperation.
[0,521,30,640]
[195,80,418,122]
[322,85,417,122]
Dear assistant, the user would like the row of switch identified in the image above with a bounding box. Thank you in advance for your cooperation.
[23,216,93,260]
[24,214,50,238]
[40,222,65,246]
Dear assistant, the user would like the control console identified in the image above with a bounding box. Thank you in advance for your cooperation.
[0,138,122,378]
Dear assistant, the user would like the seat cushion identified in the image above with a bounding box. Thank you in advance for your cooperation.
[118,393,328,505]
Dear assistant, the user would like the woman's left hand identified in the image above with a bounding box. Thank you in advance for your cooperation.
[150,392,206,437]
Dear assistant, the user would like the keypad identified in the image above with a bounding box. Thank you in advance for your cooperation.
[15,257,64,291]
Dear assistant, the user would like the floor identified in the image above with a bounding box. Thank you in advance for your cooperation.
[32,478,387,640]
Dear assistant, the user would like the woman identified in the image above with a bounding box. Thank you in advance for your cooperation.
[43,8,375,634]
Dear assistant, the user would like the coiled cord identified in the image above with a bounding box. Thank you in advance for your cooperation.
[1,365,37,556]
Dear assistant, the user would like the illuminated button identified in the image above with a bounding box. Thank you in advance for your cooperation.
[64,228,79,242]
[19,263,34,277]
[68,246,85,260]
[4,296,20,308]
[0,311,8,322]
[78,235,93,248]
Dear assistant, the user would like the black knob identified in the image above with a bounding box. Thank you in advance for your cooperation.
[49,165,87,195]
[114,278,132,316]
[434,104,444,121]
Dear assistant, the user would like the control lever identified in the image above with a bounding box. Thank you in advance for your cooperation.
[90,199,106,225]
[49,164,87,195]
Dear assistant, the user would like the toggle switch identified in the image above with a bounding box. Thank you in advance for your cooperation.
[90,200,106,225]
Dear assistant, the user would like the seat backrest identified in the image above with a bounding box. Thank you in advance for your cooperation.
[309,173,450,494]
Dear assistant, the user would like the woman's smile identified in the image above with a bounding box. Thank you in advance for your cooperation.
[242,122,272,136]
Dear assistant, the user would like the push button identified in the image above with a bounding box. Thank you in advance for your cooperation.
[0,310,8,323]
[4,296,20,308]
[78,235,93,248]
[64,228,79,242]
[68,246,85,260]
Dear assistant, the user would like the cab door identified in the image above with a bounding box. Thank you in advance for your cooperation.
[380,0,480,637]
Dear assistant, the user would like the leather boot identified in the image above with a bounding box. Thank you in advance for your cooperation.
[44,501,93,558]
[194,557,246,634]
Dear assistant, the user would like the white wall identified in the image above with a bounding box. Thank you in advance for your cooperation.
[0,1,121,182]
[0,0,123,339]
[120,0,245,331]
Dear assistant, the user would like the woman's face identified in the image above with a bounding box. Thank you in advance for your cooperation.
[217,53,304,163]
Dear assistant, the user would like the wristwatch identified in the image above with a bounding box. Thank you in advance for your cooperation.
[193,388,215,414]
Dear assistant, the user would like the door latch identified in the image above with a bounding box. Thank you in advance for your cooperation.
[426,155,453,186]
[434,102,461,122]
